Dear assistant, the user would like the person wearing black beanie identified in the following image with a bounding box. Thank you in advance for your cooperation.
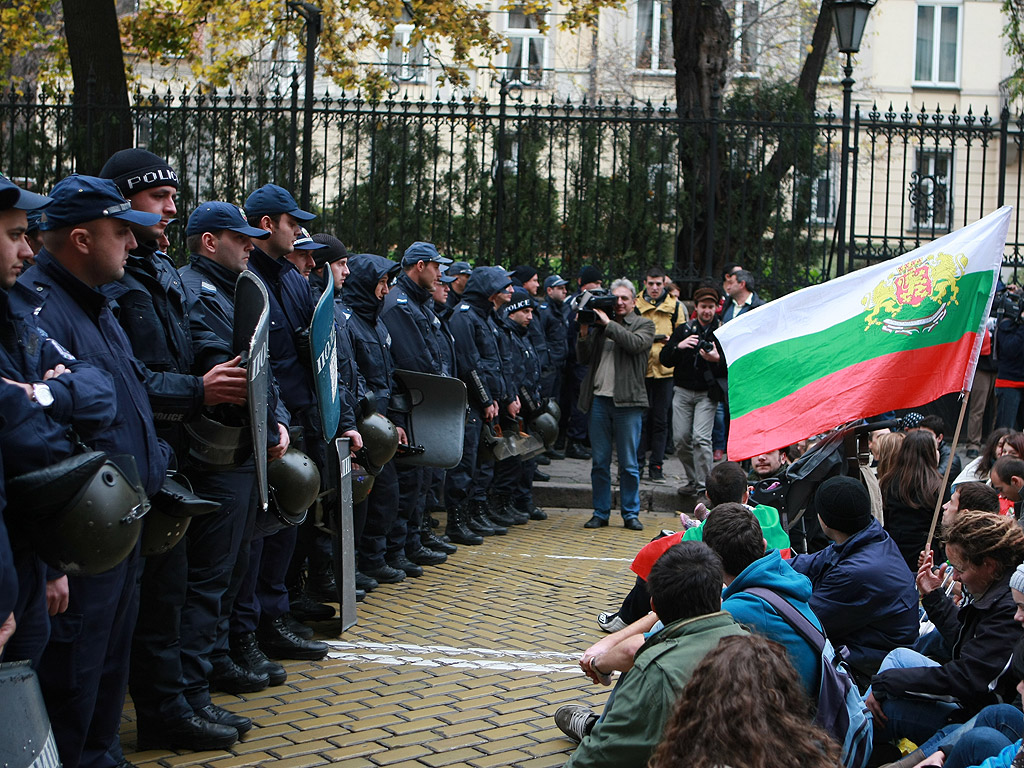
[788,475,919,679]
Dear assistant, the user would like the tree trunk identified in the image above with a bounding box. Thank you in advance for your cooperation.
[62,0,132,174]
[672,0,731,119]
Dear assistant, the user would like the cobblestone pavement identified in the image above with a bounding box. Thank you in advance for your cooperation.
[122,504,677,768]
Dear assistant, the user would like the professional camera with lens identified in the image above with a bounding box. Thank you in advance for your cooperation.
[572,288,619,325]
[994,287,1024,323]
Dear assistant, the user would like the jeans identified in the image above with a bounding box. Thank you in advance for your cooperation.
[672,387,716,491]
[917,704,1023,761]
[997,386,1024,430]
[589,396,643,519]
[871,648,960,746]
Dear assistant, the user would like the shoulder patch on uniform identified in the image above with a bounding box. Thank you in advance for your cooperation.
[47,338,77,362]
[200,280,217,295]
[459,303,470,311]
[396,296,408,304]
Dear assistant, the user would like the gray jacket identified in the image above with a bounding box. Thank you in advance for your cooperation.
[577,311,655,412]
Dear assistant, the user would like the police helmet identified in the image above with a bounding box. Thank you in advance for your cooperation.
[351,462,376,504]
[266,447,321,528]
[529,412,559,448]
[545,397,561,424]
[8,454,149,576]
[355,411,399,474]
[184,410,252,469]
[140,509,190,557]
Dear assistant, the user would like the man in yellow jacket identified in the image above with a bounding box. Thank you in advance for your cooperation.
[635,266,681,481]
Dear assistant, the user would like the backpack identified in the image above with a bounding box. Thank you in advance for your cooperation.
[745,587,873,768]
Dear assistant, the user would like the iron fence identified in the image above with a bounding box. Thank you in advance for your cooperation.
[2,77,1024,296]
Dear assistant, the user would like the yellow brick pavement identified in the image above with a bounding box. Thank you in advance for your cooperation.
[122,506,674,768]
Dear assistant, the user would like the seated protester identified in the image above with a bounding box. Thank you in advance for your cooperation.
[748,448,788,482]
[990,456,1024,517]
[881,429,946,573]
[866,511,1024,748]
[941,481,1002,533]
[954,428,1012,489]
[554,541,747,767]
[702,503,824,695]
[789,476,919,679]
[648,635,842,768]
[596,461,790,632]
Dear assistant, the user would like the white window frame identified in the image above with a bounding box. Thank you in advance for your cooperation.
[913,1,962,88]
[634,0,673,74]
[386,23,427,83]
[909,147,954,233]
[504,7,547,87]
[733,0,760,75]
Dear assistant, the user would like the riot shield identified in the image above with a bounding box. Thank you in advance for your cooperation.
[233,271,271,510]
[0,661,60,768]
[309,280,341,441]
[392,369,468,469]
[331,437,358,632]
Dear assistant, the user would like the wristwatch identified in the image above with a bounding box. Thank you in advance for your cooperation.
[31,382,54,408]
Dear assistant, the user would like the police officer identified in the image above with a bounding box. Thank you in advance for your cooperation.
[445,261,472,310]
[14,174,172,768]
[380,242,453,572]
[242,183,340,661]
[99,150,253,751]
[536,274,570,453]
[342,253,407,584]
[0,175,118,669]
[445,266,518,543]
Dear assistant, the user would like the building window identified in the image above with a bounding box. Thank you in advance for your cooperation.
[810,161,838,227]
[909,148,953,232]
[635,0,672,72]
[387,10,426,83]
[914,2,960,86]
[735,0,759,73]
[506,7,546,86]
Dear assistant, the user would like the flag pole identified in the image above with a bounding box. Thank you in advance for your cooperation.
[924,389,971,555]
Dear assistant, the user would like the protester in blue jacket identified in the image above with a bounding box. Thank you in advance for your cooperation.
[789,476,919,678]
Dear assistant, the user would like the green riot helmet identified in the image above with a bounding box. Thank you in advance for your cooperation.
[355,411,399,475]
[351,462,376,504]
[266,447,321,528]
[140,509,190,557]
[7,453,149,576]
[184,410,252,469]
[530,411,559,448]
[545,397,561,424]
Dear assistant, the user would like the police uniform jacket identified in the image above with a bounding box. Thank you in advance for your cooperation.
[503,314,541,413]
[103,244,231,455]
[247,247,318,425]
[179,254,291,439]
[341,254,397,414]
[433,299,456,378]
[449,272,509,411]
[381,272,446,376]
[333,296,368,400]
[15,251,171,496]
[536,296,568,371]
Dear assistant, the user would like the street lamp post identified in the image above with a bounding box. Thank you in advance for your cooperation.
[831,0,874,277]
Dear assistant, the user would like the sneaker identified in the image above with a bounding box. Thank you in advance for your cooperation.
[554,704,599,743]
[648,465,664,482]
[597,611,628,633]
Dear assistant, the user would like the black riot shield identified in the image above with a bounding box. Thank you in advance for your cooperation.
[331,437,358,632]
[392,370,468,469]
[0,661,60,768]
[233,271,271,510]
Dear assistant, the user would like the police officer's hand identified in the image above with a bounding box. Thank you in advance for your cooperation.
[269,423,290,461]
[342,429,363,454]
[46,575,69,616]
[507,397,521,418]
[484,402,499,421]
[43,364,69,379]
[0,612,15,656]
[203,355,248,406]
[1,378,33,399]
[396,426,408,446]
[592,308,610,326]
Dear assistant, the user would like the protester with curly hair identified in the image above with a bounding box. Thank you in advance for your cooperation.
[866,511,1024,748]
[648,634,842,768]
[881,429,945,572]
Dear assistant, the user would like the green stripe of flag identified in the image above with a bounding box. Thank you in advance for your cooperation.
[727,269,993,420]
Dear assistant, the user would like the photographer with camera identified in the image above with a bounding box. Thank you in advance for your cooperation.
[660,285,727,504]
[576,279,655,531]
[994,283,1024,430]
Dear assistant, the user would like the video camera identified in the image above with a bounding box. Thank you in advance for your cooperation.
[994,287,1024,323]
[572,288,618,325]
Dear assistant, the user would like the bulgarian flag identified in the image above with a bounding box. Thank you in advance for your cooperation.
[716,206,1012,460]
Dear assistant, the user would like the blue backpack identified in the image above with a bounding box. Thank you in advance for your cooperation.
[746,587,873,768]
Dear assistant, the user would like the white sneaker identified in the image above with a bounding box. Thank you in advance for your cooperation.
[597,611,628,633]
